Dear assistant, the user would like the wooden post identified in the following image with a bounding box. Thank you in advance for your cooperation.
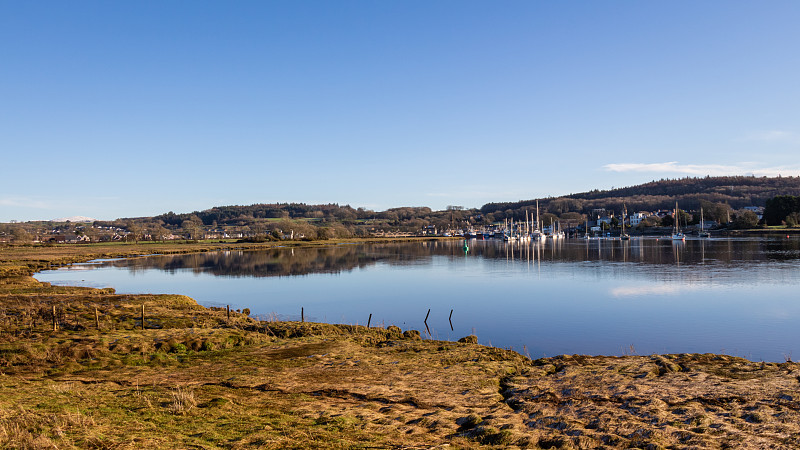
[301,307,304,323]
[424,308,431,337]
[141,304,145,330]
[53,305,57,332]
[227,305,230,321]
[367,313,372,328]
[95,307,100,329]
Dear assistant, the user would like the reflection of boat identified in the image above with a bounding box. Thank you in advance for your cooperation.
[671,202,685,241]
[698,208,710,238]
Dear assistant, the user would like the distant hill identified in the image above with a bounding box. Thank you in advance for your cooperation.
[97,176,800,236]
[480,176,800,217]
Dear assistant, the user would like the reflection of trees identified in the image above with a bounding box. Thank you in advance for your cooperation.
[103,239,800,278]
[112,244,440,277]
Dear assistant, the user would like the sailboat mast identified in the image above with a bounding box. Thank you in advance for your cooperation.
[525,210,529,235]
[620,205,632,240]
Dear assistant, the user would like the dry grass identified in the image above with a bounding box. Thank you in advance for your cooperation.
[167,386,196,415]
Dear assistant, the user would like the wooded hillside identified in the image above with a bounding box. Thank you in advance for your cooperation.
[481,176,800,218]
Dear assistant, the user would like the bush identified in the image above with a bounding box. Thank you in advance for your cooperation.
[201,340,215,352]
[170,343,187,353]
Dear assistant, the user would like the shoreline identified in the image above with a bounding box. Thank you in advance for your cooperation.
[3,240,800,447]
[7,237,792,365]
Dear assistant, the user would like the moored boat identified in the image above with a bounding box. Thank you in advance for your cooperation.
[671,202,685,241]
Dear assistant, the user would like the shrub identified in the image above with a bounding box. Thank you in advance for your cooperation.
[170,343,187,353]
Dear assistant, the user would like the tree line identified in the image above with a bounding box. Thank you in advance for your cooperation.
[4,176,800,244]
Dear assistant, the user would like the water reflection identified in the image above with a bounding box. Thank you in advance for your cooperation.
[35,237,800,362]
[105,237,800,284]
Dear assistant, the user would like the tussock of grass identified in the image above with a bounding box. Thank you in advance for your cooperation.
[167,386,196,415]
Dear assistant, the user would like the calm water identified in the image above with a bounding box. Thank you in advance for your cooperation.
[34,237,800,362]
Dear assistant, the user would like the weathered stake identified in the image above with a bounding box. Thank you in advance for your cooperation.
[227,305,230,321]
[424,308,431,337]
[141,304,145,330]
[52,305,57,332]
[449,309,454,331]
[95,307,100,330]
[301,307,304,323]
[367,313,372,328]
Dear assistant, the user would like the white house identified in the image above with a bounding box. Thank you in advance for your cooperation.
[629,212,649,226]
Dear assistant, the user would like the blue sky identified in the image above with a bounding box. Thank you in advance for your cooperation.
[2,1,800,221]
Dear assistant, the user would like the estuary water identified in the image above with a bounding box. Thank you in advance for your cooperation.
[34,237,800,362]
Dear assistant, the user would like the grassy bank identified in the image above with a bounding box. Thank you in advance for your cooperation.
[2,243,799,448]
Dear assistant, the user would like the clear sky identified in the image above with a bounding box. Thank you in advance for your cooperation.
[2,1,800,222]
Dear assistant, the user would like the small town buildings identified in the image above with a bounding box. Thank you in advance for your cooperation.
[744,206,765,220]
[629,212,649,226]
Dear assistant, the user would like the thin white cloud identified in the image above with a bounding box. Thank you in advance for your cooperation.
[0,196,50,209]
[603,162,800,177]
[745,130,800,143]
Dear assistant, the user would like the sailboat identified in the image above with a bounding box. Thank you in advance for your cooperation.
[532,200,545,241]
[547,218,565,239]
[698,207,710,238]
[519,210,531,242]
[620,205,630,240]
[553,220,565,239]
[671,202,686,241]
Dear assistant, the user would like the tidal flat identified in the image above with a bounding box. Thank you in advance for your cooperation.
[1,242,799,448]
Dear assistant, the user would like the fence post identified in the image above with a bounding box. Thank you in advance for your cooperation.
[301,307,304,323]
[367,313,372,328]
[227,305,230,322]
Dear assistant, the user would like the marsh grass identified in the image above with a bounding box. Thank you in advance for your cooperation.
[167,386,196,415]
